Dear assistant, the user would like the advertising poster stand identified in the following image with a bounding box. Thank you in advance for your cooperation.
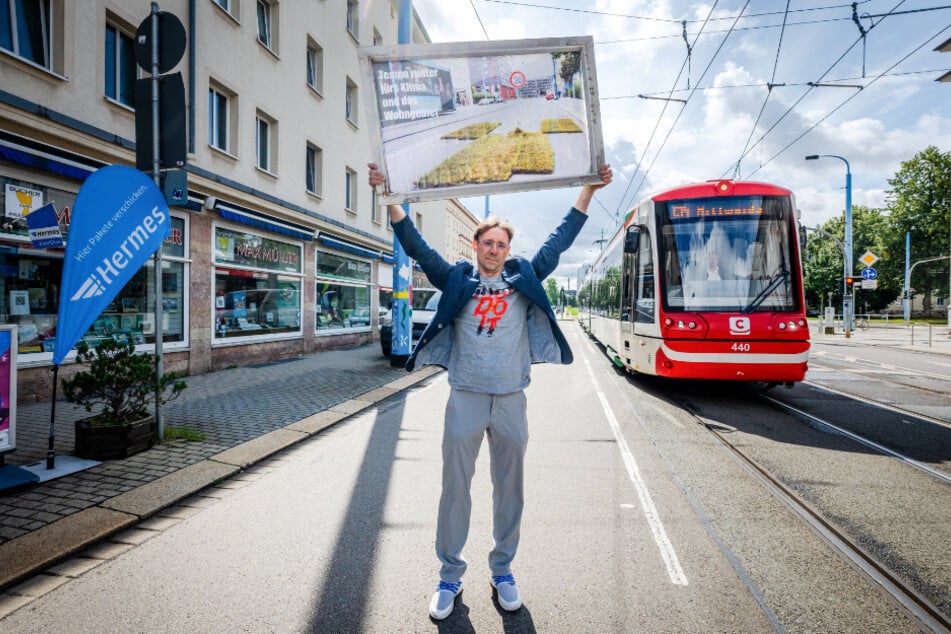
[0,326,34,490]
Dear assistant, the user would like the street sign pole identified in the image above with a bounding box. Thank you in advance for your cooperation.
[149,2,165,439]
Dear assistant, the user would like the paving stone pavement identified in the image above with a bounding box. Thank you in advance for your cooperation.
[0,343,423,556]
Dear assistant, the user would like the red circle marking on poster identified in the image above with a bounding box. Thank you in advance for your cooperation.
[509,71,526,88]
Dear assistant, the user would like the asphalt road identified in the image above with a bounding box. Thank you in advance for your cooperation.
[1,323,938,632]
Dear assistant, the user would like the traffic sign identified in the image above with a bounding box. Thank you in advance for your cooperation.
[861,279,877,289]
[860,250,879,267]
[861,267,877,280]
[509,70,526,88]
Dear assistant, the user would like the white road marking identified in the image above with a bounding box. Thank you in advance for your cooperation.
[581,354,689,586]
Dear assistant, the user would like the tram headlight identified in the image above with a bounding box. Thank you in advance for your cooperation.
[778,322,787,330]
[688,321,697,329]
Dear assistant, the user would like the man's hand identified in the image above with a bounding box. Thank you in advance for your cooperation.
[574,164,612,213]
[367,163,406,223]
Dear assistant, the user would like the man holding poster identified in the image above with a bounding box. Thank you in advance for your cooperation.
[369,162,611,620]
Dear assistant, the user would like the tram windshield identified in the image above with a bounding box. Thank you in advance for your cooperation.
[659,195,798,313]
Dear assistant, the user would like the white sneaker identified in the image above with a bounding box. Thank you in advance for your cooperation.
[429,580,462,620]
[491,574,522,611]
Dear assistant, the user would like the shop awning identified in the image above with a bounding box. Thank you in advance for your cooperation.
[0,136,98,181]
[218,204,314,241]
[317,233,390,261]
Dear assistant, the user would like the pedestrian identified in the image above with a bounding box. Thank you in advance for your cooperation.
[368,162,612,620]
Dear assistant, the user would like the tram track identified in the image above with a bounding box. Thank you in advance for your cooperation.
[674,395,951,634]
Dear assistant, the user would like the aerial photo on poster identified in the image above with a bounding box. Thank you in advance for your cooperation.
[360,37,604,205]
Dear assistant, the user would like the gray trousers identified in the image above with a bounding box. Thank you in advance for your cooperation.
[437,388,529,582]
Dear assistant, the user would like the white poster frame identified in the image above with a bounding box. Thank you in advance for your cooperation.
[360,36,604,205]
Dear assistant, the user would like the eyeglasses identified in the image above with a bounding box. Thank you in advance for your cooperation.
[478,239,509,251]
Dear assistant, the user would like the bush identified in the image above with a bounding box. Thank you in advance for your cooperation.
[61,339,187,426]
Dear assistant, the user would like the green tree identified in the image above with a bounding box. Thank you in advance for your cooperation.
[544,277,560,306]
[804,205,895,313]
[881,146,951,316]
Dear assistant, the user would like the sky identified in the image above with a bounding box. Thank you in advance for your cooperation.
[403,0,951,285]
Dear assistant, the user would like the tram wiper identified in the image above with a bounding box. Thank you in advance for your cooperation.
[742,270,790,314]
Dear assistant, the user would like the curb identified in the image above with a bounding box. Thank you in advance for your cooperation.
[0,365,442,593]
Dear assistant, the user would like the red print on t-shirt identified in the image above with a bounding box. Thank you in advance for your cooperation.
[473,288,513,336]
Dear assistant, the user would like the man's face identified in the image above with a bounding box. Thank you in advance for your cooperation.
[473,227,511,277]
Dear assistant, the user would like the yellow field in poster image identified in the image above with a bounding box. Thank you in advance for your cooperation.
[417,129,555,187]
[441,122,501,139]
[540,118,583,133]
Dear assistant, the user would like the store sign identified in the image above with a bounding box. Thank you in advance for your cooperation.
[25,202,65,248]
[316,251,371,283]
[54,165,171,365]
[214,227,302,274]
[5,184,43,219]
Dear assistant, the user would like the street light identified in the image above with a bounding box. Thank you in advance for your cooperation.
[806,154,853,338]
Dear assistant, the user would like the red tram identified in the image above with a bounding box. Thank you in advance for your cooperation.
[578,179,810,388]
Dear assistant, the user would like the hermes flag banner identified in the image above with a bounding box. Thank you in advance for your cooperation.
[53,166,170,365]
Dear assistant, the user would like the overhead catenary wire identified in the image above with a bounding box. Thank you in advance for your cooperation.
[745,22,951,180]
[618,1,752,216]
[721,0,912,180]
[732,0,792,180]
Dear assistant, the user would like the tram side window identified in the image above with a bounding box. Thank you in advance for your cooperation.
[635,229,655,323]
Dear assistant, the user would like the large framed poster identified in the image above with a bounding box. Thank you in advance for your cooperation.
[360,36,604,205]
[0,326,17,454]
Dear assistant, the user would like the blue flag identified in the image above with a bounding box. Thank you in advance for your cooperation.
[53,166,171,366]
[26,202,65,249]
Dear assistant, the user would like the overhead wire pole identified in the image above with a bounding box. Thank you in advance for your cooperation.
[390,0,413,368]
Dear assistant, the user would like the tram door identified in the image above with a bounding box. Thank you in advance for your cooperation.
[623,226,655,337]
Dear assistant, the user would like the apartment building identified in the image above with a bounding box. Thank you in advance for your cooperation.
[0,0,476,401]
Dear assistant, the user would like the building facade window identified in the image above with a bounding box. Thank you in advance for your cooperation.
[213,226,303,342]
[370,188,379,224]
[208,86,230,152]
[315,250,371,331]
[1,0,52,69]
[256,0,271,49]
[105,23,135,106]
[345,167,356,212]
[306,143,322,196]
[255,113,275,172]
[306,39,323,92]
[214,0,231,12]
[372,28,382,46]
[346,0,358,39]
[345,77,357,124]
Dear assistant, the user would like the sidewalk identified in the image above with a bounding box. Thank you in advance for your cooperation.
[0,343,439,591]
[809,320,951,354]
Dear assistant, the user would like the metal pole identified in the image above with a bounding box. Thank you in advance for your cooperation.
[390,0,413,368]
[150,2,165,438]
[904,231,911,324]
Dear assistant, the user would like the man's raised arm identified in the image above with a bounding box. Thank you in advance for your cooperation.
[367,163,406,224]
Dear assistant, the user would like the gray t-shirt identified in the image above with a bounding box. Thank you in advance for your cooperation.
[447,276,531,394]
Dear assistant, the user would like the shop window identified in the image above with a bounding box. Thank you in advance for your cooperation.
[315,249,371,332]
[1,214,188,357]
[105,23,135,107]
[213,225,302,341]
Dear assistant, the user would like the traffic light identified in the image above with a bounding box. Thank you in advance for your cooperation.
[909,287,916,299]
[845,276,856,290]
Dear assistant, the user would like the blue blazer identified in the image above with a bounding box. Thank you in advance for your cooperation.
[392,208,588,372]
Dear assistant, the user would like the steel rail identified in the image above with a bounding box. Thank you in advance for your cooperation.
[682,403,951,633]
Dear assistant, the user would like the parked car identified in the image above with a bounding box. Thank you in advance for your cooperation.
[380,290,440,358]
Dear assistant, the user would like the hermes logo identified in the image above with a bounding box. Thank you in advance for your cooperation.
[729,316,751,335]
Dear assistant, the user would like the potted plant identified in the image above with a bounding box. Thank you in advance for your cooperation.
[61,338,187,460]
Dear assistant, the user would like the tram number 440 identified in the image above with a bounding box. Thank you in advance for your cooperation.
[731,342,752,352]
